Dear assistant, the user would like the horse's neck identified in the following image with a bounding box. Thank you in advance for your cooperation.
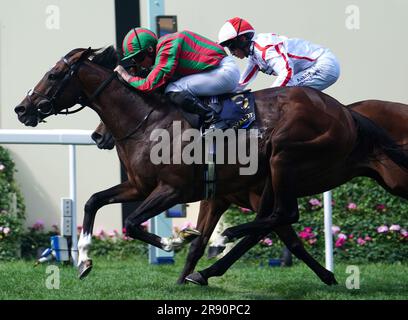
[78,63,176,139]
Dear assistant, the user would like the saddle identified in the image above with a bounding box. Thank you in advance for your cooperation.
[180,90,256,131]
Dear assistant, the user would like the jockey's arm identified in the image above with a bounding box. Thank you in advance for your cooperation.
[265,45,294,87]
[237,60,259,91]
[124,42,180,93]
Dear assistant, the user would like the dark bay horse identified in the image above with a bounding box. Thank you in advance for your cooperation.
[14,47,408,284]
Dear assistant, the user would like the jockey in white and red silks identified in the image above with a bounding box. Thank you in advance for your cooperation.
[218,17,340,91]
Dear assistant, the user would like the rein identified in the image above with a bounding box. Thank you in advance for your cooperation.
[115,108,155,142]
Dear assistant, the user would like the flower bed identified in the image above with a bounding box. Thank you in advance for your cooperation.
[0,147,25,261]
[224,177,407,264]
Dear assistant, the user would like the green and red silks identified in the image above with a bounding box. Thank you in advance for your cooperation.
[128,30,226,92]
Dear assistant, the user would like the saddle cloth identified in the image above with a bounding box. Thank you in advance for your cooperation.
[180,91,256,130]
[204,90,256,130]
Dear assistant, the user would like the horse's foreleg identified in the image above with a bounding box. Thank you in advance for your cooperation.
[177,199,230,284]
[78,181,140,279]
[124,184,183,249]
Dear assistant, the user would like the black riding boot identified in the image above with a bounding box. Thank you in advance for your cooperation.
[167,91,228,131]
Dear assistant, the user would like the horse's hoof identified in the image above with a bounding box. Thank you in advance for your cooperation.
[322,272,338,286]
[78,259,93,280]
[185,272,208,286]
[180,228,201,242]
[207,245,226,259]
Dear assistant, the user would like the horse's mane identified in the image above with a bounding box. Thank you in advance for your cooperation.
[91,46,119,70]
[64,46,119,70]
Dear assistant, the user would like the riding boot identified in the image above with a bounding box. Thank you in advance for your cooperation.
[167,91,228,131]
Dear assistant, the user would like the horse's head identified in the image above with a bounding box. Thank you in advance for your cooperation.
[14,48,93,127]
[91,121,115,150]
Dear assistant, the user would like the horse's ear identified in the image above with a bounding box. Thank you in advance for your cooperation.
[79,47,92,61]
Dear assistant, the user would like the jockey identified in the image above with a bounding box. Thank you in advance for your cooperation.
[114,27,240,130]
[218,17,340,91]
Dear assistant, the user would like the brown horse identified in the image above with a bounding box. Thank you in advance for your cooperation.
[91,98,408,285]
[180,99,408,286]
[14,47,408,285]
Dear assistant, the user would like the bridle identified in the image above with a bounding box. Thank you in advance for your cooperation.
[26,48,93,119]
[25,47,155,141]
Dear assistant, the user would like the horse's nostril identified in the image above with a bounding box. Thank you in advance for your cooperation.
[91,132,102,142]
[14,105,26,115]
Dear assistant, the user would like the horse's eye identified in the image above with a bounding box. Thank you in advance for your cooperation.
[48,73,57,80]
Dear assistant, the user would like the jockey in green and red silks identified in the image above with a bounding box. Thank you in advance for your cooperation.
[115,27,240,131]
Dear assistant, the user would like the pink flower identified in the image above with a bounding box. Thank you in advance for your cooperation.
[338,233,347,240]
[347,202,357,210]
[31,220,44,231]
[299,231,309,239]
[375,204,386,212]
[331,225,341,235]
[309,198,322,207]
[122,227,127,234]
[0,164,5,171]
[0,226,3,232]
[308,238,317,245]
[357,237,366,246]
[389,224,401,232]
[348,234,354,239]
[261,238,273,246]
[335,237,346,247]
[298,227,316,241]
[377,225,389,233]
[400,229,408,238]
[364,235,372,241]
[96,229,107,239]
[3,227,10,235]
[240,207,252,213]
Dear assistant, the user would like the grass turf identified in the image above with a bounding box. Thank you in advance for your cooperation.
[0,256,407,300]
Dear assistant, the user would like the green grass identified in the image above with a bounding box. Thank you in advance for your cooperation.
[0,255,407,300]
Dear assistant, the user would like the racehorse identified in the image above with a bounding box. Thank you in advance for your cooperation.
[179,99,408,286]
[14,47,408,284]
[91,93,408,285]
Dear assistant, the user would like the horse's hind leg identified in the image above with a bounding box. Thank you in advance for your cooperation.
[78,181,141,279]
[273,225,337,285]
[187,233,265,285]
[177,199,230,284]
[187,224,337,286]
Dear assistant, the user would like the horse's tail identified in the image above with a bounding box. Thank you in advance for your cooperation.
[350,110,408,170]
